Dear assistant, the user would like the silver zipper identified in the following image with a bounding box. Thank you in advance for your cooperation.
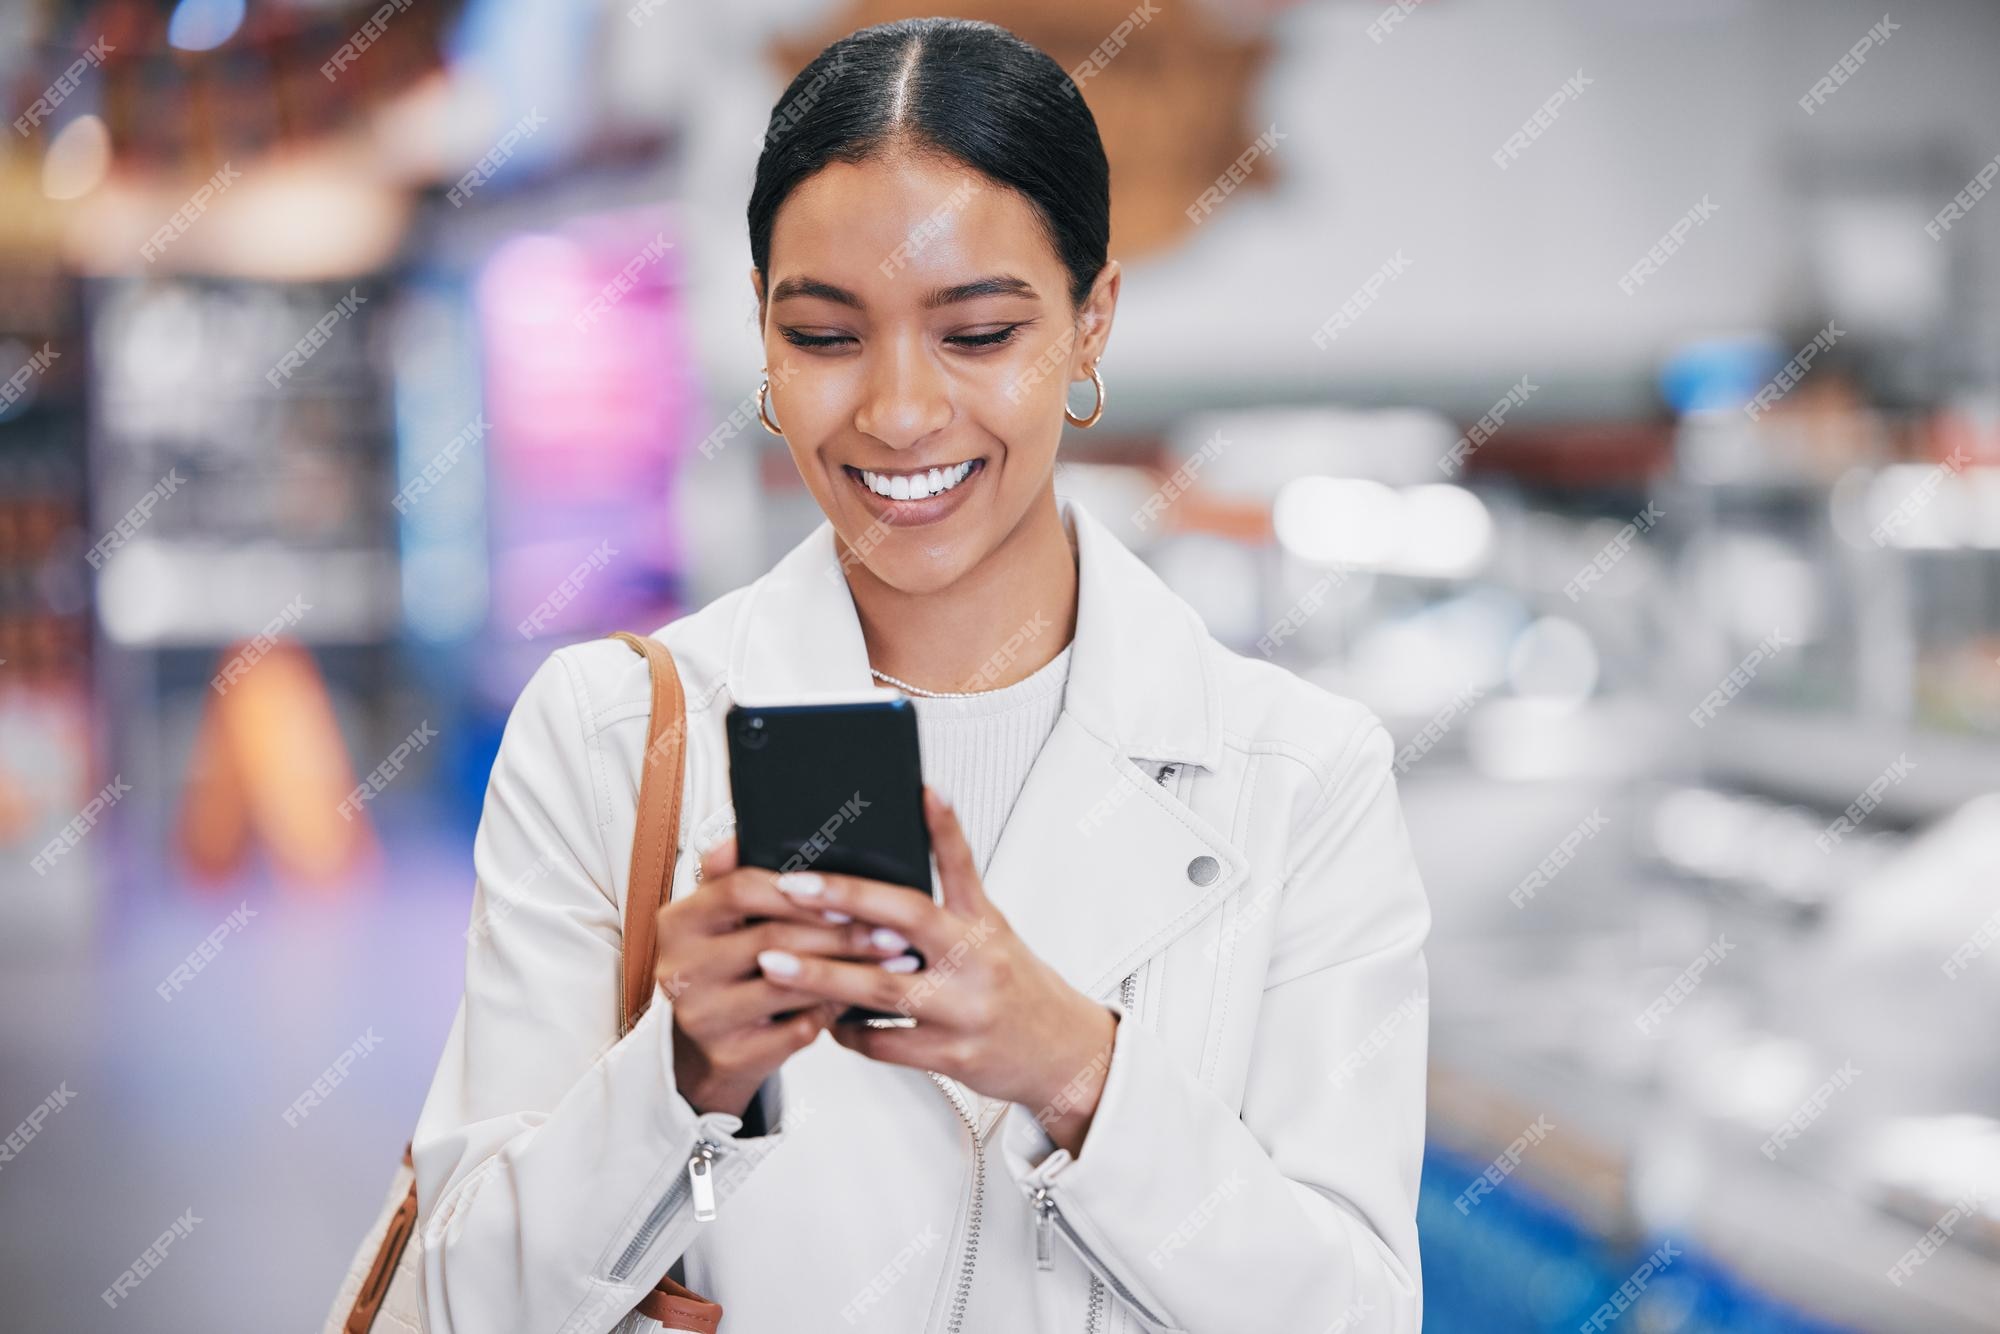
[688,1140,719,1220]
[1079,971,1141,1332]
[1071,763,1171,1332]
[606,1138,724,1281]
[928,1071,985,1334]
[1032,1159,1169,1331]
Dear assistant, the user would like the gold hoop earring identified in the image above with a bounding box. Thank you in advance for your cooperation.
[757,372,783,436]
[1064,361,1106,429]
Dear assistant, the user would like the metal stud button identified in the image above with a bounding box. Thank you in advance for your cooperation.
[1187,855,1220,886]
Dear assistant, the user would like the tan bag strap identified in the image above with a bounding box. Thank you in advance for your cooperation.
[346,634,717,1333]
[343,1146,418,1334]
[609,632,724,1333]
[638,1275,724,1331]
[609,630,688,1036]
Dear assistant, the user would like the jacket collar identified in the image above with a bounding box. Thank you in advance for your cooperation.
[726,492,1223,771]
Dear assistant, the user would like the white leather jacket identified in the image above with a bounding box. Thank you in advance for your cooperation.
[411,493,1431,1334]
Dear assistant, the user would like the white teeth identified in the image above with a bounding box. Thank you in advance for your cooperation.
[858,460,975,501]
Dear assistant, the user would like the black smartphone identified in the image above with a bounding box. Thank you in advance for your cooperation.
[725,691,933,1023]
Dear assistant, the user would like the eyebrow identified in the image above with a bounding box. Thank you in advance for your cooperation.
[768,274,1040,310]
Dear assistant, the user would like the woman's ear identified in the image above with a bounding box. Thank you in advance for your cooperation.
[1074,258,1121,379]
[749,266,766,329]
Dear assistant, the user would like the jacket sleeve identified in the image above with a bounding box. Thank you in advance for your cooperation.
[410,648,789,1334]
[999,717,1430,1334]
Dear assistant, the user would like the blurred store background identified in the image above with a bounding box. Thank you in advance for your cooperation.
[3,0,1999,1330]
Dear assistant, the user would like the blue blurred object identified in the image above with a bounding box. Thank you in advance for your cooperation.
[1657,335,1786,417]
[1418,1144,1861,1333]
[166,0,245,52]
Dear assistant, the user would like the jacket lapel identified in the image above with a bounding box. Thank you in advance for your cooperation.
[981,712,1247,999]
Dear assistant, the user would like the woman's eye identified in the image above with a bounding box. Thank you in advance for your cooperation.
[779,328,852,349]
[947,325,1022,349]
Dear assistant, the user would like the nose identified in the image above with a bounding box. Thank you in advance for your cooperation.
[852,334,952,451]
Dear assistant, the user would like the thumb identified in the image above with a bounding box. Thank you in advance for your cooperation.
[924,786,990,918]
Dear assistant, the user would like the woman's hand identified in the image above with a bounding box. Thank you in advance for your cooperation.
[655,833,912,1119]
[754,786,1119,1156]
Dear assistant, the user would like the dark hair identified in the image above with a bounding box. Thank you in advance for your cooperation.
[748,17,1111,314]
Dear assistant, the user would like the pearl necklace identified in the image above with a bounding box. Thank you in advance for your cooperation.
[868,666,994,699]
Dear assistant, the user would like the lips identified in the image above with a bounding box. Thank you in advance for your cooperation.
[840,457,987,528]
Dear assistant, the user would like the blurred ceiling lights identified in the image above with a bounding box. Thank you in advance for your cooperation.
[55,149,409,281]
[1273,475,1494,577]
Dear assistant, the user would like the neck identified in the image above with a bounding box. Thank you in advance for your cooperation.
[840,488,1078,694]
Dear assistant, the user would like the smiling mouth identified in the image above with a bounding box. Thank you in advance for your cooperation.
[841,457,986,502]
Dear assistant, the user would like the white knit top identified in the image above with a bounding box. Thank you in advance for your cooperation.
[906,639,1074,880]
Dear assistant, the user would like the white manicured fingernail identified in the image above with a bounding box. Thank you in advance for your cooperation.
[758,949,801,978]
[880,954,921,974]
[776,871,824,897]
[870,927,909,952]
[822,909,853,924]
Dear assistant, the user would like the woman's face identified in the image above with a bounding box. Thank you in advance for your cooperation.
[753,153,1117,595]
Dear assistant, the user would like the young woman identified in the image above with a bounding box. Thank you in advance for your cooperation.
[411,17,1430,1334]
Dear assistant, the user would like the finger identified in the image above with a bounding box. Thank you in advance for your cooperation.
[769,869,958,956]
[663,912,885,994]
[924,786,988,918]
[706,1006,830,1067]
[830,1017,953,1071]
[695,836,850,921]
[710,919,917,977]
[754,949,928,1020]
[673,975,833,1035]
[689,868,847,933]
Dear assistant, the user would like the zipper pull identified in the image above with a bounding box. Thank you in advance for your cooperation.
[688,1142,717,1221]
[1032,1188,1055,1270]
